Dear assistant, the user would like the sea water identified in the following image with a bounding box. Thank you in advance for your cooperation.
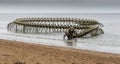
[0,13,120,54]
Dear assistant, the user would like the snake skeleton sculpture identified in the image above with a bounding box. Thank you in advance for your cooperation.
[7,17,104,40]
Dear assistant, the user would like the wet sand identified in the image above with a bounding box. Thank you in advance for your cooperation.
[0,39,120,64]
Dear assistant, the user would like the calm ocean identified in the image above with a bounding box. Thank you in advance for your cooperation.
[0,13,120,54]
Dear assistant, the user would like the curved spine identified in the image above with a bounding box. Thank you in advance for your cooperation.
[7,17,104,37]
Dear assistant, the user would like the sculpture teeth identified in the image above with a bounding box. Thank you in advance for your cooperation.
[7,17,104,37]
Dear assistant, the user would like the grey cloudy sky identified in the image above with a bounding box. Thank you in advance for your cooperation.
[0,0,120,13]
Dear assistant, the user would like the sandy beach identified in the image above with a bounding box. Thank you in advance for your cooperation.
[0,39,120,64]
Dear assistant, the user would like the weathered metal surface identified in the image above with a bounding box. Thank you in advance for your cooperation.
[7,17,104,37]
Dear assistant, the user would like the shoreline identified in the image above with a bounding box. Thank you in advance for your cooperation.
[0,39,120,64]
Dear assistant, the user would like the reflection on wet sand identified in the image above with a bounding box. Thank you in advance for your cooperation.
[64,39,77,46]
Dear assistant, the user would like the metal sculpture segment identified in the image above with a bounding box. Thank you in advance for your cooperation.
[7,18,104,38]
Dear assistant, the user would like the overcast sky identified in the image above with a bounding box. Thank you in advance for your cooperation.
[0,0,120,13]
